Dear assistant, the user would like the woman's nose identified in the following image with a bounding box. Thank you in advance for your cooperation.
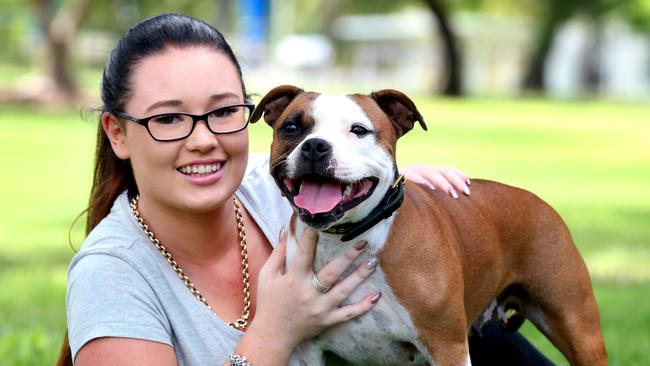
[185,120,218,152]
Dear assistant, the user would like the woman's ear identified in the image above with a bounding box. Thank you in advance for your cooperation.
[101,112,130,160]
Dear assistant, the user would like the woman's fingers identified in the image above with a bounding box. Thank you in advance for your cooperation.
[403,164,471,198]
[289,228,319,274]
[417,168,458,196]
[324,256,379,306]
[326,292,382,324]
[312,240,368,290]
[438,167,471,195]
[264,227,288,275]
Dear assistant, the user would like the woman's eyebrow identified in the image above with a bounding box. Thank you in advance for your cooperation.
[143,92,242,113]
[210,92,242,102]
[145,99,183,113]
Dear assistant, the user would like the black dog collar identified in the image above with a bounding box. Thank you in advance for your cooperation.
[324,168,406,242]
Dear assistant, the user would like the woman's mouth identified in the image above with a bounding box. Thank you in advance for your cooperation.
[177,162,222,176]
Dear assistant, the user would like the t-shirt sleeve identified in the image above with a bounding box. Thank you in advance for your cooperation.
[66,251,172,360]
[238,154,293,247]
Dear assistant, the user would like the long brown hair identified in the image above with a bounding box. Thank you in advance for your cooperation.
[55,13,246,365]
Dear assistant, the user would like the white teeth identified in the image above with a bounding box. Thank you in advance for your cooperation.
[178,163,221,176]
[343,184,353,198]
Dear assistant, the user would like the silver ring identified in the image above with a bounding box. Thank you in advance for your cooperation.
[311,274,331,294]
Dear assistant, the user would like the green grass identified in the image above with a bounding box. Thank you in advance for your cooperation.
[1,97,648,365]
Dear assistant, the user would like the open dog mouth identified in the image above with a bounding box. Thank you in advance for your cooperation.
[282,175,378,218]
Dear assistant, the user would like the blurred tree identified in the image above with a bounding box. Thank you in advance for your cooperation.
[421,0,461,96]
[9,0,226,105]
[522,0,650,93]
[618,0,650,30]
[307,0,464,96]
[522,0,582,92]
[30,0,94,103]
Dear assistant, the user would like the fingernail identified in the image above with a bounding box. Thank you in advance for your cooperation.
[463,186,471,196]
[355,240,368,251]
[426,183,436,191]
[367,257,378,271]
[465,177,471,186]
[278,226,287,242]
[370,292,382,304]
[448,188,459,199]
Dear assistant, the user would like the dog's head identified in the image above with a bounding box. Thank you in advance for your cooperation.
[251,85,426,230]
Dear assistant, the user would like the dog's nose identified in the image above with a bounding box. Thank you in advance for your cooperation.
[301,138,332,162]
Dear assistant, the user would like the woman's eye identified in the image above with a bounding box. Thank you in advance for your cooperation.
[211,107,237,118]
[152,114,183,124]
[350,124,370,136]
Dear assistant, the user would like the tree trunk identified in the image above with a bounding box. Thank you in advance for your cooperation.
[49,28,78,99]
[422,0,462,96]
[31,0,93,103]
[522,0,581,92]
[522,16,560,91]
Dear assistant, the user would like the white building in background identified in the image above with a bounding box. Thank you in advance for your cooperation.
[546,20,650,100]
[599,22,650,99]
[243,9,650,100]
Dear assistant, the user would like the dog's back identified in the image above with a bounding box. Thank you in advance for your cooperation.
[380,180,607,365]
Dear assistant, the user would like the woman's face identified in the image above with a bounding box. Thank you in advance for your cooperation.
[107,46,249,214]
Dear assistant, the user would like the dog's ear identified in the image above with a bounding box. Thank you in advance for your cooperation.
[250,85,304,126]
[370,89,427,136]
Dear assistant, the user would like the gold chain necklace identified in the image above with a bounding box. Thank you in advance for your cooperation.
[129,195,251,331]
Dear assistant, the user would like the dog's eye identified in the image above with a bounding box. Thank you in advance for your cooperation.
[350,124,371,137]
[282,122,299,136]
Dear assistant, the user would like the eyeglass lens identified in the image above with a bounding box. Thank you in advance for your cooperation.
[148,105,251,140]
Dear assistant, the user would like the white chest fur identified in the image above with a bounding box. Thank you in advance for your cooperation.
[287,218,433,365]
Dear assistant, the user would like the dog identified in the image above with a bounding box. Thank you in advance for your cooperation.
[250,85,607,365]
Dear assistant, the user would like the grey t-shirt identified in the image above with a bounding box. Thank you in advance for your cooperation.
[66,155,293,365]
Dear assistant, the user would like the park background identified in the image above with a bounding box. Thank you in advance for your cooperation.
[0,0,649,365]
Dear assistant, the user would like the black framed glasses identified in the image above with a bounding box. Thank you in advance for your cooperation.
[114,103,255,142]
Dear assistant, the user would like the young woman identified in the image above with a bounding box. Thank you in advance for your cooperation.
[59,13,551,366]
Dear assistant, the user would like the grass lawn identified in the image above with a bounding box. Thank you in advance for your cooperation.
[0,96,648,365]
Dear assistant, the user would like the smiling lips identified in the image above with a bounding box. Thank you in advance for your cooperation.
[177,162,222,176]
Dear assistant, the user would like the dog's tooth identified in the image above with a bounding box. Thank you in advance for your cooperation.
[284,178,293,191]
[343,184,353,198]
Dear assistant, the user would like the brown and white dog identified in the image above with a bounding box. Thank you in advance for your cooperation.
[250,85,607,366]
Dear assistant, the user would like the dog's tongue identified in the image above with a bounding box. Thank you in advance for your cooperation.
[294,179,342,214]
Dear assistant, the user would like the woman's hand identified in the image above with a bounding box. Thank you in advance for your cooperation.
[402,164,471,199]
[239,229,378,363]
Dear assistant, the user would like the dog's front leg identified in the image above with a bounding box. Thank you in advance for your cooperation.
[418,323,472,366]
[289,340,326,366]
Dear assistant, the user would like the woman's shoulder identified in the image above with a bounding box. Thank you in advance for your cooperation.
[237,153,292,246]
[72,192,151,268]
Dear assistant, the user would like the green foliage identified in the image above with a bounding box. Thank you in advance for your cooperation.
[0,96,649,364]
[616,0,650,30]
[0,4,35,62]
[82,0,230,33]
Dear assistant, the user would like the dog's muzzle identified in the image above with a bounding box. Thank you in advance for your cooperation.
[294,137,334,178]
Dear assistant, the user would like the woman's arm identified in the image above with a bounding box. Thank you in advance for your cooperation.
[76,338,177,366]
[68,253,178,366]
